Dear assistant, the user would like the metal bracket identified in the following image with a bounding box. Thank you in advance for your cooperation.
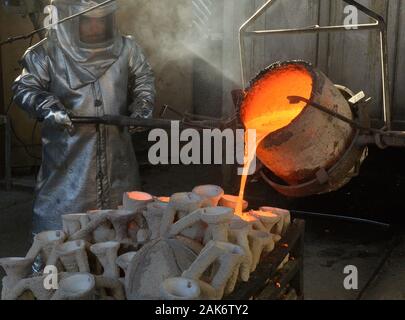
[315,168,329,185]
[348,91,366,105]
[239,0,392,129]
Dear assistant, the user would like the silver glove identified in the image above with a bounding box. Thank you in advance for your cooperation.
[129,99,154,133]
[42,104,73,131]
[129,99,154,120]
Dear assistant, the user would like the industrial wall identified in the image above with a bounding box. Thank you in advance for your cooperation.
[0,7,42,169]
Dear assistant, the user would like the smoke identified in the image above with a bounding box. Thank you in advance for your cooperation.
[116,0,239,116]
[117,0,194,63]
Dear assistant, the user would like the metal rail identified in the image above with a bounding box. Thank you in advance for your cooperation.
[239,0,392,130]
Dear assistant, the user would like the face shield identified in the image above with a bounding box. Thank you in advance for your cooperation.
[79,12,115,45]
[53,0,118,49]
[50,0,123,87]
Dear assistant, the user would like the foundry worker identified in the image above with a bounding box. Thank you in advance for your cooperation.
[12,0,155,234]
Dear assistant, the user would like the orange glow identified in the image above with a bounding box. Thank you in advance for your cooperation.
[252,210,278,219]
[239,214,257,223]
[241,64,313,135]
[235,64,313,216]
[127,191,153,201]
[157,197,171,203]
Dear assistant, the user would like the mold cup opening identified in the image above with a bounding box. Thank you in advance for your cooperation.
[37,230,64,242]
[157,197,171,204]
[193,185,224,198]
[60,274,95,296]
[241,62,314,140]
[219,195,249,211]
[201,207,234,224]
[251,210,280,222]
[126,191,153,202]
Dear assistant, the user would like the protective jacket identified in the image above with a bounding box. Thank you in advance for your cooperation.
[13,0,155,233]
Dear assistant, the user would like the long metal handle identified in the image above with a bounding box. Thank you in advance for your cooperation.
[70,115,228,130]
[71,115,176,129]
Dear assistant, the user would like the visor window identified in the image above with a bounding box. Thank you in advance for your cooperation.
[79,14,114,44]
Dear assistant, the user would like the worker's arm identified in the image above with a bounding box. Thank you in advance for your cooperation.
[12,43,72,130]
[127,36,156,119]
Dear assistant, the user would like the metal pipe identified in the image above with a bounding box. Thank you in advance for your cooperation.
[379,27,392,130]
[70,115,224,130]
[357,134,405,149]
[291,210,391,230]
[245,23,379,35]
[71,116,179,130]
[288,96,381,134]
[289,96,405,150]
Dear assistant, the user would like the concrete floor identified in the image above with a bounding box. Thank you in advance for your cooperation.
[0,164,404,300]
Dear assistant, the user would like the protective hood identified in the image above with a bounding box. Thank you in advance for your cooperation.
[50,0,123,89]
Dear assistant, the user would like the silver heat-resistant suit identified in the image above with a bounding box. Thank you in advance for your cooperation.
[12,0,156,233]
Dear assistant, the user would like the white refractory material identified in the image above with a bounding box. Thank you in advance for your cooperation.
[69,210,139,246]
[51,273,96,300]
[108,210,139,243]
[90,241,120,278]
[144,202,168,240]
[125,238,202,300]
[192,185,225,207]
[160,192,204,240]
[181,241,244,299]
[228,218,252,282]
[116,252,137,274]
[123,191,154,211]
[250,210,281,234]
[259,207,291,235]
[48,240,90,273]
[248,230,274,273]
[26,230,67,263]
[62,214,90,237]
[85,210,116,243]
[161,277,201,300]
[0,257,34,299]
[0,185,294,301]
[201,207,234,244]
